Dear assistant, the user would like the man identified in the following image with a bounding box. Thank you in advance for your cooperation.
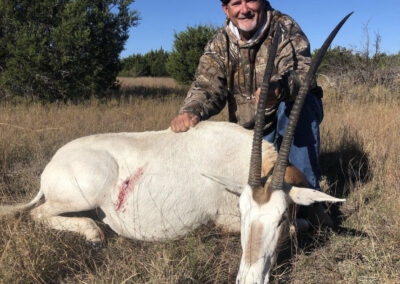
[170,0,330,225]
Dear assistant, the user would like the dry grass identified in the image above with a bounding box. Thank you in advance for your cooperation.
[116,77,189,99]
[0,78,399,283]
[117,77,183,89]
[284,100,400,283]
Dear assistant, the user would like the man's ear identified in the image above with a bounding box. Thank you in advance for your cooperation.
[222,4,229,18]
[288,186,346,206]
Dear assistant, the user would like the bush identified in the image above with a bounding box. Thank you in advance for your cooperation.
[0,0,139,102]
[314,46,400,87]
[166,25,218,85]
[120,48,170,77]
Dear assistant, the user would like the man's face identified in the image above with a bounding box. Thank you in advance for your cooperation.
[223,0,265,38]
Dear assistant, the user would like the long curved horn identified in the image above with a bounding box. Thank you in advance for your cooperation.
[269,12,354,191]
[248,23,282,189]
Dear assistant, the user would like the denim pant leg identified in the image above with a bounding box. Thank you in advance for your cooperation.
[263,94,324,190]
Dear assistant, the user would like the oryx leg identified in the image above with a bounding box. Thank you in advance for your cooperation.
[31,202,104,243]
[31,149,118,243]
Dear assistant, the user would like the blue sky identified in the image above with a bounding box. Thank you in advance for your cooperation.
[121,0,400,58]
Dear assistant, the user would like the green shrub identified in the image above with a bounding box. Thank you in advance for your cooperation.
[166,25,218,85]
[120,48,170,77]
[0,0,139,102]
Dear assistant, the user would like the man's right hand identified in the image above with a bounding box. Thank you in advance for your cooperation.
[170,112,200,133]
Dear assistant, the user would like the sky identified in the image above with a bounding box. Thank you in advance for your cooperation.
[121,0,400,58]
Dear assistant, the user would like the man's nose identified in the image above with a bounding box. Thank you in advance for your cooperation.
[239,2,250,14]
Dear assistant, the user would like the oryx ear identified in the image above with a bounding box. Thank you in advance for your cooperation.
[201,173,243,196]
[288,186,346,206]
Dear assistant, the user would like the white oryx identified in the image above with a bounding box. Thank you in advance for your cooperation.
[0,13,352,284]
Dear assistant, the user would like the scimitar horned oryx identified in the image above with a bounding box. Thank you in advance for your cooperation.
[0,12,352,284]
[235,12,353,283]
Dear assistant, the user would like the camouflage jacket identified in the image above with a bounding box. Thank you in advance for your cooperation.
[179,4,321,131]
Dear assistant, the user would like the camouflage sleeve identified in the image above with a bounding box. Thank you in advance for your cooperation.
[179,31,229,120]
[272,13,316,101]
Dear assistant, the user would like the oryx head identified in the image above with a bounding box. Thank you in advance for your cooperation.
[236,13,353,284]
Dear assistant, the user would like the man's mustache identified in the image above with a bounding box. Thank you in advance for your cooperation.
[237,13,255,20]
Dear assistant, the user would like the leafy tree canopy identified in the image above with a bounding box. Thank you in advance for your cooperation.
[0,0,139,102]
[120,48,169,77]
[166,25,218,85]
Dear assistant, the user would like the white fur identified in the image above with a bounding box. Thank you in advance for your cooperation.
[1,121,275,240]
[288,187,345,205]
[0,120,344,283]
[236,185,287,284]
[236,182,345,284]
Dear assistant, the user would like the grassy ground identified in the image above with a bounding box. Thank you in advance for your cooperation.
[0,78,399,283]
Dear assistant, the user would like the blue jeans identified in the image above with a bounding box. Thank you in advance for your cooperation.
[263,94,323,190]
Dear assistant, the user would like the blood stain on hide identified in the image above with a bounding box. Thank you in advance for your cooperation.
[115,163,148,212]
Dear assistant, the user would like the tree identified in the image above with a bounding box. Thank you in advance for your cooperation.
[146,48,169,77]
[166,25,217,85]
[120,48,169,77]
[120,54,149,77]
[0,0,139,102]
[313,46,357,74]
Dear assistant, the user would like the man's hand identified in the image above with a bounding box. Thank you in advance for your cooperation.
[170,112,200,133]
[254,82,280,107]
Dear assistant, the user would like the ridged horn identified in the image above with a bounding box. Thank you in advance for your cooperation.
[248,23,282,189]
[269,12,354,191]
